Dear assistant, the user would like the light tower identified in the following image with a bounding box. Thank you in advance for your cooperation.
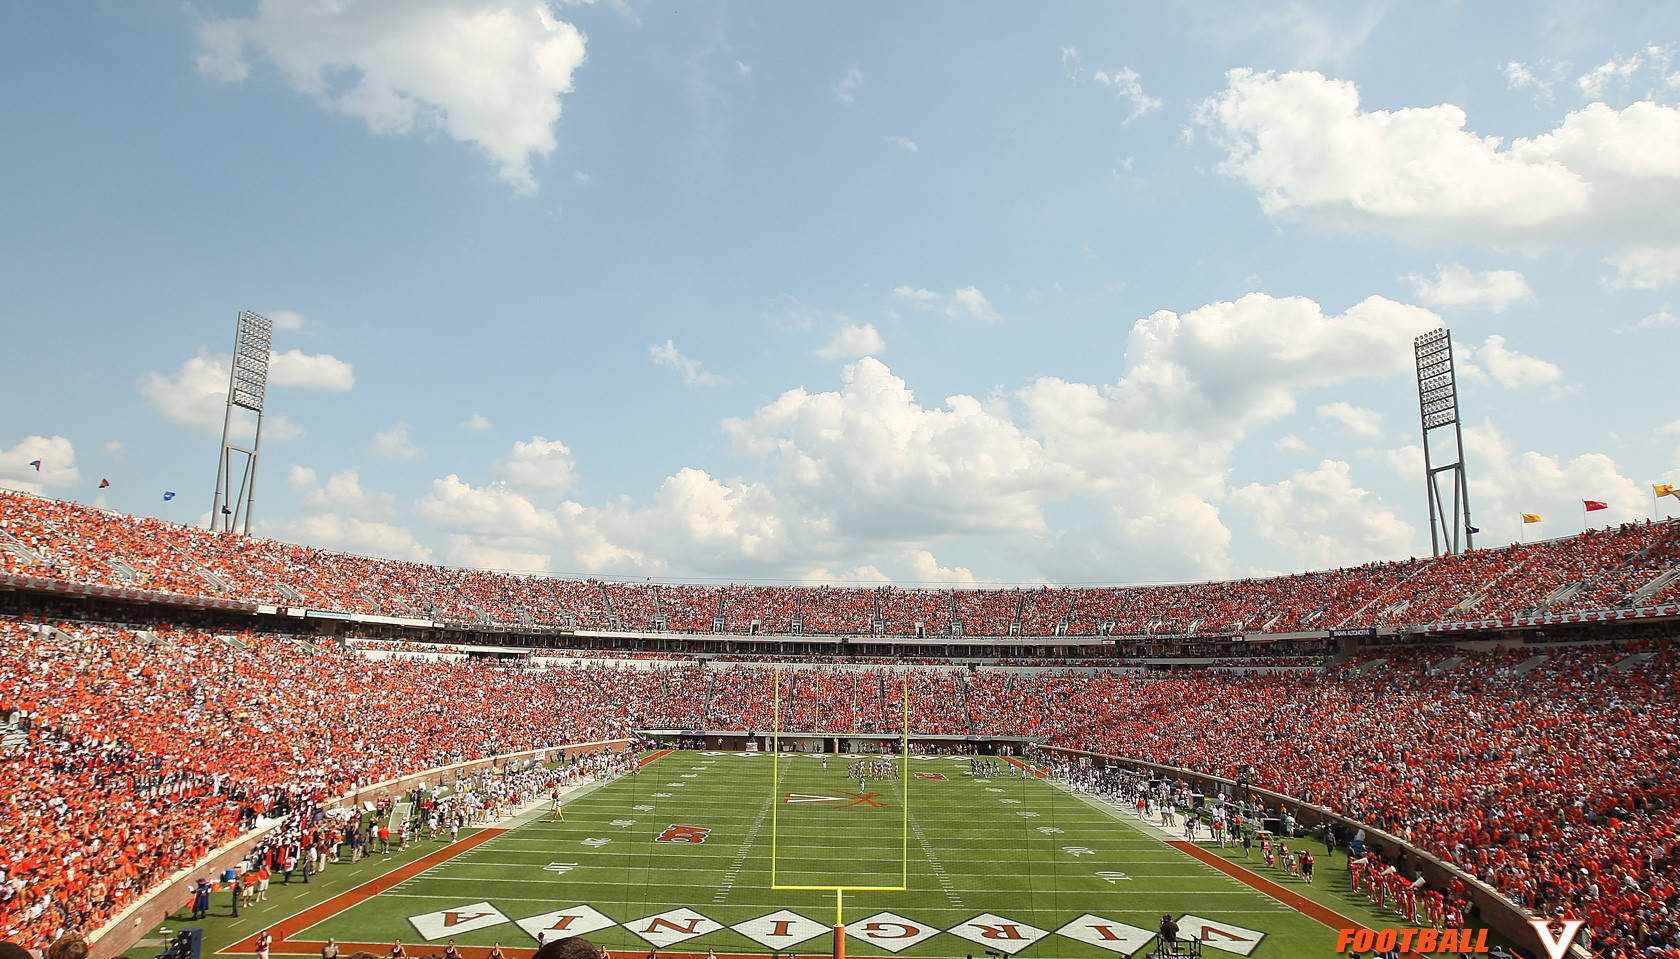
[210,311,272,535]
[1414,328,1475,555]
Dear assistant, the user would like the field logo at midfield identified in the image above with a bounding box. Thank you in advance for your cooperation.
[732,909,828,949]
[1055,914,1155,955]
[515,905,615,941]
[408,901,510,939]
[782,791,887,808]
[845,912,941,953]
[948,913,1050,955]
[627,907,724,947]
[655,824,711,843]
[1176,915,1266,956]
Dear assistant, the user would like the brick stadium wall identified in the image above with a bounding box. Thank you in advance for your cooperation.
[88,738,633,959]
[1043,746,1585,959]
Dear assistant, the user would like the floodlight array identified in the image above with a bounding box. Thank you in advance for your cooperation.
[231,311,273,412]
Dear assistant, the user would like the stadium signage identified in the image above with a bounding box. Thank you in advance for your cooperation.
[1335,927,1489,954]
[1327,627,1377,637]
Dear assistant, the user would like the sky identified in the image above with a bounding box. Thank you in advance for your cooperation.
[2,0,1679,587]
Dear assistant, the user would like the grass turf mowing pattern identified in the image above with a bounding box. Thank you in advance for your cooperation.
[298,751,1348,957]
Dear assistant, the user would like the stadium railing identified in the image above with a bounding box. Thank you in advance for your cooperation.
[1042,746,1586,959]
[86,737,635,959]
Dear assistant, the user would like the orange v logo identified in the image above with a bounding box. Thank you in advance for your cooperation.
[1527,919,1585,959]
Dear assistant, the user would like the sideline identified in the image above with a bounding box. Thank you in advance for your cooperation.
[221,752,676,955]
[1061,782,1430,959]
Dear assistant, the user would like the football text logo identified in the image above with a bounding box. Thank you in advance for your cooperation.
[1336,927,1490,953]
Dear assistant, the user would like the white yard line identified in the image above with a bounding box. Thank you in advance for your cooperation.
[713,794,772,904]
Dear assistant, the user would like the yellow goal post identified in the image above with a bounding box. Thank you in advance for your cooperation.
[769,670,911,930]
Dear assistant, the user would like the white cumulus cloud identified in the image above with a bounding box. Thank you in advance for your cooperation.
[497,435,578,492]
[369,422,422,461]
[1230,459,1415,570]
[246,292,1462,584]
[1462,422,1646,535]
[1621,307,1679,333]
[288,465,393,515]
[1577,45,1676,101]
[893,285,1003,323]
[1461,334,1564,390]
[1196,68,1680,289]
[1092,67,1163,123]
[195,0,588,193]
[814,322,886,360]
[1317,401,1382,438]
[273,463,428,561]
[1401,265,1534,312]
[1505,60,1551,98]
[139,350,326,438]
[650,339,726,387]
[0,436,83,494]
[270,349,355,390]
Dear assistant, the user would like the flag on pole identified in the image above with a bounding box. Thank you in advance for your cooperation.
[221,506,233,515]
[98,478,110,489]
[1466,525,1480,534]
[1583,500,1607,511]
[1657,484,1678,498]
[1522,513,1542,524]
[162,491,176,502]
[27,460,41,471]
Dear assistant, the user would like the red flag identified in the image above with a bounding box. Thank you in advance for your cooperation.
[1583,500,1607,511]
[98,478,110,489]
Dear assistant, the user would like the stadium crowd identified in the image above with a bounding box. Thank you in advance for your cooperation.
[4,489,1680,955]
[0,606,1674,955]
[5,491,1680,639]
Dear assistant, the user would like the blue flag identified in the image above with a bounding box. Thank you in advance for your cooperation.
[162,491,176,501]
[1466,525,1480,534]
[221,505,233,515]
[28,459,41,471]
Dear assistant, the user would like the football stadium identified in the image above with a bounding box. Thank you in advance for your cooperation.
[3,5,1679,959]
[3,495,1678,959]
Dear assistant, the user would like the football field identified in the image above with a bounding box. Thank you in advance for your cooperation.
[232,751,1400,957]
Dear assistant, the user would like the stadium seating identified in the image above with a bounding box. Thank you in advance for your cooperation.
[5,489,1680,953]
[5,491,1679,638]
[0,615,1676,952]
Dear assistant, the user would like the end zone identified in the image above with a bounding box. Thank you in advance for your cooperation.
[222,828,508,955]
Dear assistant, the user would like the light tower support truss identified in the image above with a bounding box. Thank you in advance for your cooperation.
[1415,328,1475,556]
[210,311,272,536]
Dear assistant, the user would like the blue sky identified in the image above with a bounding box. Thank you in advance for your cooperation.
[3,0,1678,586]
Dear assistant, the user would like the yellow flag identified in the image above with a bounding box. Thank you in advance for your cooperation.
[1522,513,1542,523]
[1657,484,1677,498]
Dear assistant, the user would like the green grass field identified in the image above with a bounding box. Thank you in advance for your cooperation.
[203,750,1423,958]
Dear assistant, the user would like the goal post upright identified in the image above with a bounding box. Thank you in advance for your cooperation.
[900,673,909,889]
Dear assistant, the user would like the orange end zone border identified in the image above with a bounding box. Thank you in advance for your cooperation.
[219,752,1410,959]
[222,750,677,956]
[1167,840,1429,959]
[215,816,837,959]
[222,827,508,955]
